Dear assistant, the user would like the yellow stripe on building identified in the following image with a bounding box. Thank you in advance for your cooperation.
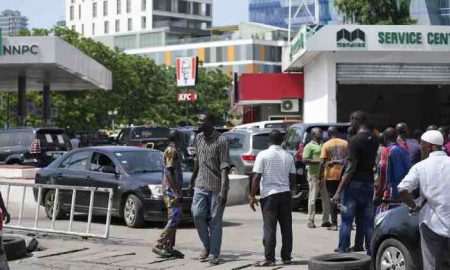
[165,51,172,66]
[260,46,266,61]
[227,46,235,62]
[198,48,205,63]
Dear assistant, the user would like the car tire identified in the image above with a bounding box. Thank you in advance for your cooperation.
[375,238,418,270]
[309,253,371,270]
[44,190,66,220]
[123,194,145,228]
[3,236,27,260]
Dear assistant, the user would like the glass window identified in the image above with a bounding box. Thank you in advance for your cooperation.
[193,2,201,15]
[93,2,97,17]
[78,5,82,19]
[206,4,211,16]
[128,18,132,31]
[141,0,146,11]
[141,16,146,29]
[9,132,33,147]
[126,0,131,13]
[178,0,189,14]
[114,151,163,174]
[70,6,74,20]
[92,23,95,35]
[117,0,121,14]
[224,132,247,149]
[104,21,109,34]
[252,134,270,150]
[82,24,84,35]
[0,134,10,147]
[103,0,108,16]
[115,19,120,32]
[90,152,115,172]
[71,25,76,31]
[65,151,91,171]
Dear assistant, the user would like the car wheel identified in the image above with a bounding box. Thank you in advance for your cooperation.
[376,238,418,270]
[123,194,145,228]
[309,253,371,270]
[44,190,66,220]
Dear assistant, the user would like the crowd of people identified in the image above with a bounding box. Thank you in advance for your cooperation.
[149,111,449,269]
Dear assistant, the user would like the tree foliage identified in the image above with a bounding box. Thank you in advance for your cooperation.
[334,0,416,25]
[0,27,231,131]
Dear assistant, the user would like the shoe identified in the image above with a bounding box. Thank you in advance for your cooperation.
[349,246,365,252]
[254,260,276,267]
[170,249,185,259]
[209,257,221,265]
[321,221,332,227]
[199,249,210,262]
[307,221,316,228]
[282,259,292,265]
[152,246,172,258]
[327,224,338,231]
[334,248,349,253]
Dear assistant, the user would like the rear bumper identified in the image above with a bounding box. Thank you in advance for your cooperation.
[142,197,193,222]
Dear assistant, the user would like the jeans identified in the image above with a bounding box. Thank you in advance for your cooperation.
[155,191,182,251]
[308,176,331,224]
[338,180,374,255]
[191,187,225,258]
[260,192,293,262]
[420,224,450,270]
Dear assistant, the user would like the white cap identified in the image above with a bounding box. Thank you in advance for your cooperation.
[421,130,444,146]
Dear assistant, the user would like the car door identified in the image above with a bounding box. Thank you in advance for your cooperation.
[0,133,11,162]
[86,151,120,214]
[57,150,93,210]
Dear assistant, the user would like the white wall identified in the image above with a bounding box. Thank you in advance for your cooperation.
[303,52,337,123]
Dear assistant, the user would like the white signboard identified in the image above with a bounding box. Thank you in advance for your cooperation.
[176,57,198,87]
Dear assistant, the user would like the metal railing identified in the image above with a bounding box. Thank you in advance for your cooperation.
[0,181,113,239]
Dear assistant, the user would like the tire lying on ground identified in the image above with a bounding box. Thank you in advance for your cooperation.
[309,253,371,270]
[3,236,27,260]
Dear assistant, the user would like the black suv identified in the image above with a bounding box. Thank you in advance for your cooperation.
[284,123,350,209]
[116,126,171,152]
[0,127,72,167]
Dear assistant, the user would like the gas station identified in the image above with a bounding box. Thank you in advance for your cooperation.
[0,33,112,126]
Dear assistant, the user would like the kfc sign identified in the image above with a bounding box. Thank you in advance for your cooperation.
[177,92,197,103]
[176,57,198,87]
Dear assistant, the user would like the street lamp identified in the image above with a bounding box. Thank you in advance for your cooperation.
[107,109,118,134]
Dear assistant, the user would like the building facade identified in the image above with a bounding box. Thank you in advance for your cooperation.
[65,0,212,38]
[0,10,28,36]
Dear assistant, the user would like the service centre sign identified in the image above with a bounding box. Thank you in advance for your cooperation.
[177,91,197,103]
[378,31,450,45]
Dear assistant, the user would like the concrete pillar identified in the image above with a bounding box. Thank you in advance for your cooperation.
[43,84,51,126]
[303,52,337,123]
[17,76,27,126]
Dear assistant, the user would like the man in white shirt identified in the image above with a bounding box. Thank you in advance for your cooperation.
[398,130,450,270]
[249,130,296,267]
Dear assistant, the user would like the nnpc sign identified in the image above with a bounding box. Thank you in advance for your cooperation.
[0,29,39,56]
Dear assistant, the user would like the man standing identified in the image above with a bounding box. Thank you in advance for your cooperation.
[319,127,348,231]
[249,130,296,267]
[152,130,185,259]
[374,127,410,213]
[332,111,379,255]
[396,123,421,165]
[189,113,230,265]
[303,128,331,229]
[398,130,450,270]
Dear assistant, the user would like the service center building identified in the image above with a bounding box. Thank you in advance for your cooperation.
[284,25,450,130]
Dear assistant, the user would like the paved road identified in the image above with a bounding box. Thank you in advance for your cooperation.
[8,204,342,270]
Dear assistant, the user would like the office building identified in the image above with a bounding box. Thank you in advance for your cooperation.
[0,10,28,36]
[65,0,212,38]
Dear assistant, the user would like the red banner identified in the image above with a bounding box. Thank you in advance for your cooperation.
[177,92,197,103]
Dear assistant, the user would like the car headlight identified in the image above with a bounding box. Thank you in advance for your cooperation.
[148,184,163,198]
[375,211,389,227]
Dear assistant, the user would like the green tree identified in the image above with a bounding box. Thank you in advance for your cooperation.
[334,0,416,25]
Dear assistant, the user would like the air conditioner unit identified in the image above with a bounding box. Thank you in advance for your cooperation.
[281,99,299,113]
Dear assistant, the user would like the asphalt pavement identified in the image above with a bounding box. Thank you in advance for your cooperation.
[7,204,341,270]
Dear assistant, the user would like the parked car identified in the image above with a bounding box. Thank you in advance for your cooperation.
[283,123,350,209]
[116,126,171,151]
[233,120,300,130]
[34,146,193,228]
[223,129,282,175]
[74,130,110,147]
[0,127,72,167]
[371,205,422,270]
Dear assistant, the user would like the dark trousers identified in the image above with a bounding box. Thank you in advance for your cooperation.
[260,191,293,262]
[420,224,450,270]
[326,181,340,225]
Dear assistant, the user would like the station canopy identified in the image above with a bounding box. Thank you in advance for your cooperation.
[0,36,112,91]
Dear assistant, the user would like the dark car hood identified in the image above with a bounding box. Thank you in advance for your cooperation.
[130,171,193,187]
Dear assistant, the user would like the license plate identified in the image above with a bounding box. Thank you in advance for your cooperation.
[47,152,65,159]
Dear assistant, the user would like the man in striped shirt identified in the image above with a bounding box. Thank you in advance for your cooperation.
[250,130,296,266]
[189,113,230,266]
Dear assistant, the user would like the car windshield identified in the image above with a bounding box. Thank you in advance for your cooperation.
[224,132,247,149]
[114,150,163,174]
[131,127,170,139]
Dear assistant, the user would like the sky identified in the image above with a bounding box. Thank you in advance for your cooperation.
[0,0,249,29]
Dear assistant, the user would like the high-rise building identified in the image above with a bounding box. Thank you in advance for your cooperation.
[0,10,28,36]
[65,0,213,38]
[249,0,450,31]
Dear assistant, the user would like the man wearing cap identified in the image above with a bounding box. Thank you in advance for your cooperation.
[398,130,450,270]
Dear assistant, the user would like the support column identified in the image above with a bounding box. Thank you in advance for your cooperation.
[43,84,51,126]
[17,76,27,126]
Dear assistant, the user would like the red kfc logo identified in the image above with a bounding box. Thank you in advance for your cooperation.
[177,92,197,103]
